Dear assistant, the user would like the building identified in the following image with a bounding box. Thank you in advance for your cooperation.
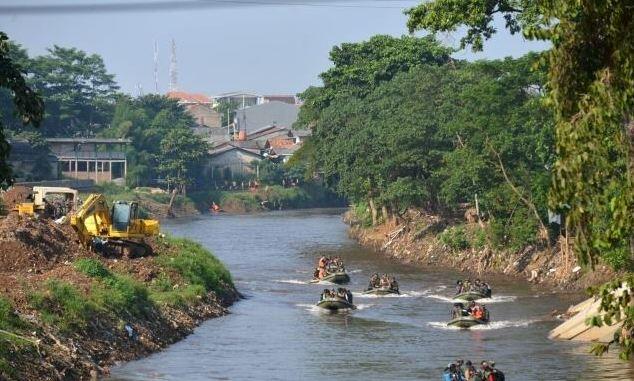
[166,91,222,131]
[46,138,130,185]
[7,140,59,181]
[213,91,261,108]
[235,101,300,134]
[206,126,311,179]
[261,95,298,105]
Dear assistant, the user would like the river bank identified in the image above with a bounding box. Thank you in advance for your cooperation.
[345,209,616,291]
[0,213,237,380]
[90,183,344,218]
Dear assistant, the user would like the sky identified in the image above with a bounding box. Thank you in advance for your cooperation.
[0,0,549,96]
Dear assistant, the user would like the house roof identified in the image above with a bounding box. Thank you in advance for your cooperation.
[291,129,312,137]
[209,142,262,158]
[262,95,297,104]
[167,91,212,104]
[267,137,296,149]
[235,101,300,133]
[271,145,301,156]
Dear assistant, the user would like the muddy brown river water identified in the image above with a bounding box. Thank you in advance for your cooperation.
[111,209,634,380]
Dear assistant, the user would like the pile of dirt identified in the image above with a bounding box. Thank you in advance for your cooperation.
[0,214,89,273]
[0,185,32,210]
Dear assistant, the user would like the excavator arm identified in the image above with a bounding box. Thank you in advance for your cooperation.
[70,194,112,248]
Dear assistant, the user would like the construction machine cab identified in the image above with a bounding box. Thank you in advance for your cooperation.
[111,201,139,232]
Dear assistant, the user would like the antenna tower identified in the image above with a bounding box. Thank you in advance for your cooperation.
[153,41,159,93]
[169,39,178,91]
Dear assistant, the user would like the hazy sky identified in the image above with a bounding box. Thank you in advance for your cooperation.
[1,0,549,96]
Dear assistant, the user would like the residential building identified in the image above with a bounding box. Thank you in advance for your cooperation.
[261,95,298,105]
[213,91,261,108]
[235,101,300,133]
[166,91,222,131]
[46,138,130,185]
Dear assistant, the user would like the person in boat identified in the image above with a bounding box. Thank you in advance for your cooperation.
[346,288,353,304]
[441,363,464,381]
[380,274,390,288]
[210,201,221,212]
[455,280,464,295]
[463,360,477,381]
[389,276,399,293]
[451,303,466,319]
[367,273,380,290]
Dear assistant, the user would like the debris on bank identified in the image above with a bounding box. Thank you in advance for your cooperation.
[345,210,616,290]
[0,213,237,380]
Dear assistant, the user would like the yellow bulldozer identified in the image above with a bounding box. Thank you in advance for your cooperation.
[70,193,160,257]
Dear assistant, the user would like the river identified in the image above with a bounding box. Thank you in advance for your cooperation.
[111,209,633,380]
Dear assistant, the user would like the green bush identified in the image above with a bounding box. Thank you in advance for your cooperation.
[439,226,470,251]
[471,226,487,249]
[28,279,93,332]
[74,258,111,278]
[353,202,373,227]
[93,275,151,317]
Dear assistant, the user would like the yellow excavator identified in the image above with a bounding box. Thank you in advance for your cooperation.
[70,194,160,257]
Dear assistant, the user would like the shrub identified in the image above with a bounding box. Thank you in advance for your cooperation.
[439,226,470,251]
[352,202,373,227]
[472,226,487,249]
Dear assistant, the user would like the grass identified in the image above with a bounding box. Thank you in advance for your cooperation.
[28,279,94,333]
[0,297,35,378]
[155,236,233,296]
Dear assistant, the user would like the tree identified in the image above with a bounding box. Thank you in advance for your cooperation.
[0,32,44,187]
[405,0,541,51]
[104,94,195,187]
[406,0,634,359]
[28,46,119,137]
[156,128,208,216]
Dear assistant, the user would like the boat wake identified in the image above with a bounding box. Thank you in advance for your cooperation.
[427,319,538,331]
[348,269,363,274]
[353,291,426,298]
[295,303,372,312]
[421,290,517,304]
[275,279,310,285]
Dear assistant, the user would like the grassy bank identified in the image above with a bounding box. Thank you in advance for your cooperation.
[0,215,237,380]
[190,184,346,214]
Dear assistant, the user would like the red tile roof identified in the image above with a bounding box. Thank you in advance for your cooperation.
[167,91,212,104]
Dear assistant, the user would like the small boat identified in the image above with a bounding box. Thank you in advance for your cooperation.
[310,272,350,284]
[454,290,490,301]
[362,287,399,296]
[447,315,489,328]
[316,297,356,311]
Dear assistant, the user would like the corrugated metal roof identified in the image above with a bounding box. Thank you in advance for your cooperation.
[167,91,212,104]
[46,138,131,144]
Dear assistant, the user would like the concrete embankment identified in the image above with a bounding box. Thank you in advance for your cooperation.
[0,213,237,380]
[549,296,623,343]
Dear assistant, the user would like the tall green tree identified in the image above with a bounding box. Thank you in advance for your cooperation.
[156,128,208,215]
[0,32,44,187]
[28,46,118,137]
[105,94,194,187]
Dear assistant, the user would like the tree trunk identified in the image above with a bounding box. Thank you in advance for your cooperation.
[381,205,389,226]
[368,197,378,226]
[167,187,178,218]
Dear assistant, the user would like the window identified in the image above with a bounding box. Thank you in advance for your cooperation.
[77,161,87,172]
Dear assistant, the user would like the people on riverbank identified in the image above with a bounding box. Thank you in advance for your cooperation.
[366,273,399,292]
[455,278,491,297]
[314,256,346,279]
[442,360,504,381]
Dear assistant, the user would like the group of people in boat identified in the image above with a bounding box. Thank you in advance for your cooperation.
[451,301,489,321]
[443,360,504,381]
[366,273,399,292]
[320,288,353,304]
[455,278,491,297]
[313,256,345,279]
